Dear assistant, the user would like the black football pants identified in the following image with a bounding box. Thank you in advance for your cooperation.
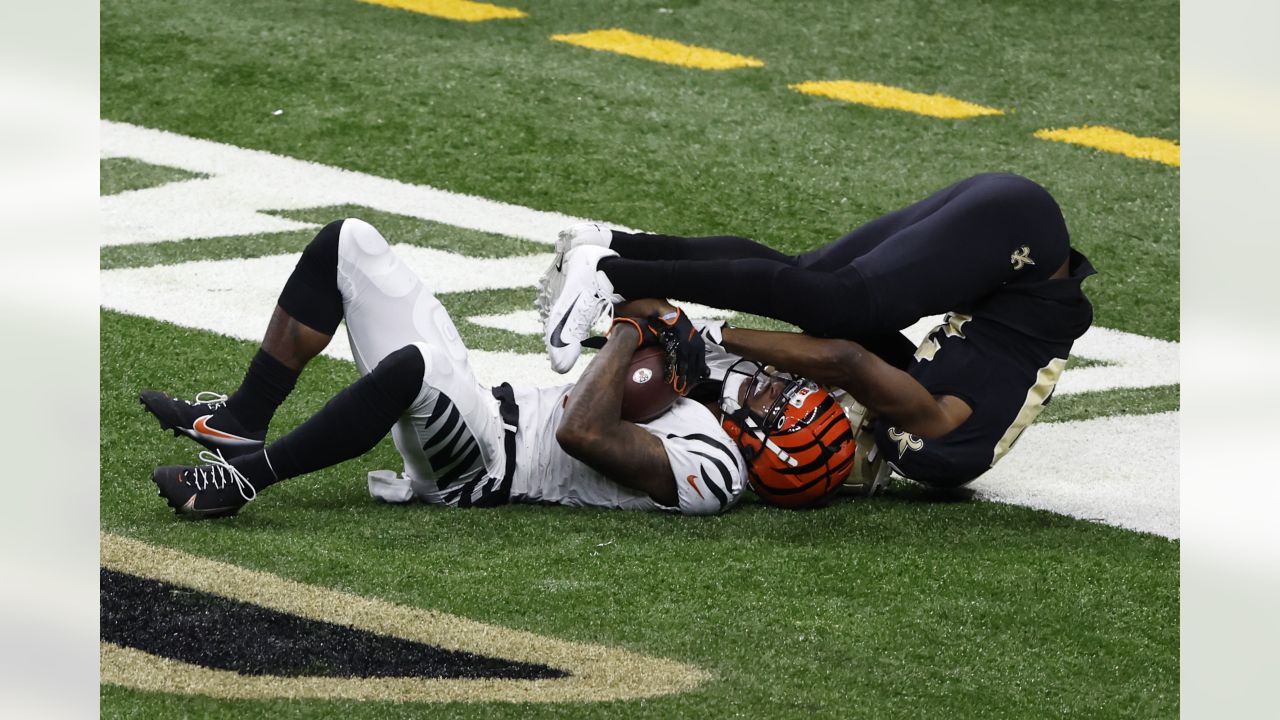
[600,173,1071,346]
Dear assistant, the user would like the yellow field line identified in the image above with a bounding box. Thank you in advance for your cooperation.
[790,80,1003,119]
[551,29,764,70]
[1034,126,1180,167]
[359,0,526,22]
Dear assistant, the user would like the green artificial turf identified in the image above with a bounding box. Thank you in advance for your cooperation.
[101,0,1179,340]
[101,157,207,195]
[100,203,547,270]
[102,309,1177,719]
[100,1,1179,716]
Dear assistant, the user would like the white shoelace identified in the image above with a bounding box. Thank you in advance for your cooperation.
[192,449,258,502]
[190,391,229,410]
[564,291,614,342]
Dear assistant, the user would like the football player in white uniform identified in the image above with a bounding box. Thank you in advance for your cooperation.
[140,218,773,519]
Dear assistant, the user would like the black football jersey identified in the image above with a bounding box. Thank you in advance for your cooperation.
[873,249,1097,486]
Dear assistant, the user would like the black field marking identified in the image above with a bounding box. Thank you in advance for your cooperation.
[100,568,567,680]
[99,532,709,701]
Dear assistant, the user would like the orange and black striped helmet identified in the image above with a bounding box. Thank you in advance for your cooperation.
[719,360,856,508]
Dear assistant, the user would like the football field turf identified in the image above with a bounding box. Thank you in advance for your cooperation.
[100,1,1179,717]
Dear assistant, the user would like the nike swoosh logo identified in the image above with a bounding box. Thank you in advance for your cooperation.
[192,415,256,444]
[548,293,580,348]
[686,474,704,499]
[554,253,564,273]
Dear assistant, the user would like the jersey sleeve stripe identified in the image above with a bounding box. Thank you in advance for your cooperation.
[667,432,736,459]
[689,449,736,503]
[695,462,729,508]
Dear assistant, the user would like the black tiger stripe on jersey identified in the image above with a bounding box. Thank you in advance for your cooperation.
[422,396,474,472]
[422,402,462,451]
[421,393,462,444]
[693,461,729,508]
[422,392,454,429]
[444,475,510,508]
[672,433,737,459]
[689,450,735,496]
[670,431,740,510]
[430,435,479,476]
[442,444,484,481]
[425,426,468,469]
[426,406,462,450]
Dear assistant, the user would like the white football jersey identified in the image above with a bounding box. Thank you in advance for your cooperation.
[508,384,747,515]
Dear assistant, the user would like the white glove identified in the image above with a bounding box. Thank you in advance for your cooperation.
[367,470,414,503]
[692,319,728,353]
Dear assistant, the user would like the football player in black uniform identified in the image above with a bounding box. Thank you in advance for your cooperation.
[540,173,1096,488]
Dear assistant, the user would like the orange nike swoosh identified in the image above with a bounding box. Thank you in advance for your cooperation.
[193,415,249,442]
[686,475,704,499]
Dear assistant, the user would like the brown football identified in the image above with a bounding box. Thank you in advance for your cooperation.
[621,345,679,423]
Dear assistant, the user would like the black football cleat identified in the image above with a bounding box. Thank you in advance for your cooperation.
[152,450,258,520]
[140,390,265,458]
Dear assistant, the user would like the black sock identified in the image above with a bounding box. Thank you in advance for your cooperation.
[223,349,300,433]
[229,450,282,491]
[231,345,425,487]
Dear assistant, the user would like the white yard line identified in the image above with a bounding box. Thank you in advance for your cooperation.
[100,249,590,389]
[101,120,639,247]
[971,412,1179,538]
[100,121,1180,538]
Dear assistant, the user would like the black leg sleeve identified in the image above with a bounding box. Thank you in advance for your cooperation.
[278,219,345,335]
[609,231,798,264]
[232,344,425,485]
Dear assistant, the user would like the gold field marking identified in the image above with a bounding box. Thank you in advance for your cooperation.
[1034,126,1180,167]
[359,0,526,22]
[790,80,1003,119]
[99,533,710,703]
[550,29,764,70]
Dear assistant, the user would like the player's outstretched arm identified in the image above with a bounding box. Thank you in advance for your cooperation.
[720,328,971,439]
[556,322,679,506]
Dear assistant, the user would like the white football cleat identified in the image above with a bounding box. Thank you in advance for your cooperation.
[536,222,613,324]
[544,244,622,373]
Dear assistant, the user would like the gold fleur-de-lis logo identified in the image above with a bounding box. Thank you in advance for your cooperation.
[1010,245,1035,270]
[887,427,923,456]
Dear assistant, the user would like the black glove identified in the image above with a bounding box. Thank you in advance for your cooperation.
[647,308,709,395]
[607,308,709,395]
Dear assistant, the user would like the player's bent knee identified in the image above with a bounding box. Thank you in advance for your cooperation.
[278,220,345,335]
[367,344,428,408]
[298,220,342,274]
[338,217,392,258]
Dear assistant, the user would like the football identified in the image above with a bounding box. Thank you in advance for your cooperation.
[621,345,678,423]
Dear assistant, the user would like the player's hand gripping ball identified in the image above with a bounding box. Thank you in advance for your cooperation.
[610,302,707,422]
[620,345,678,422]
[611,305,709,389]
